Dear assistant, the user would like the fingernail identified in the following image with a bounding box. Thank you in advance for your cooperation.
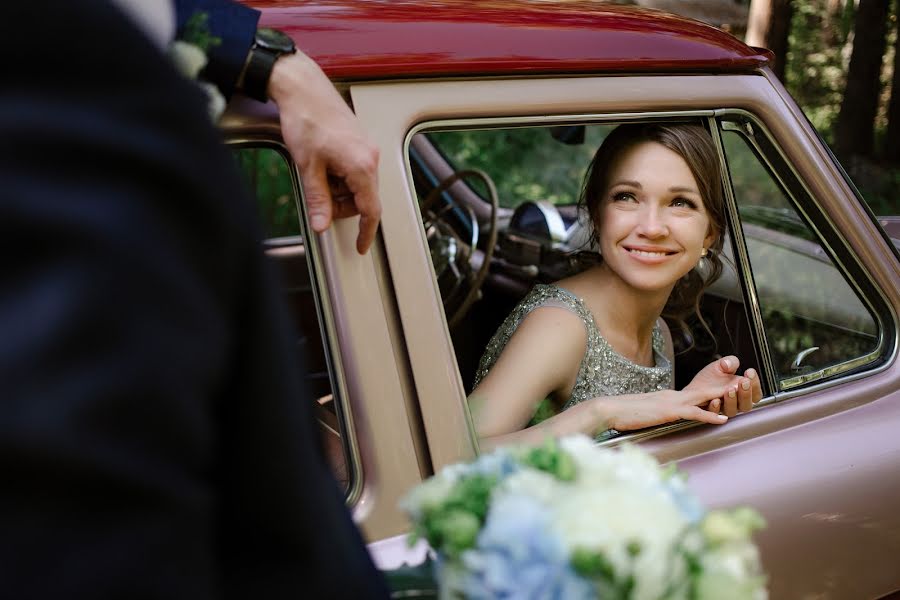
[728,389,736,399]
[742,380,751,391]
[311,215,328,231]
[718,414,728,421]
[747,369,756,379]
[723,358,733,369]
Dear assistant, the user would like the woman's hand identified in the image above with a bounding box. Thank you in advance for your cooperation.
[600,387,730,431]
[684,356,762,417]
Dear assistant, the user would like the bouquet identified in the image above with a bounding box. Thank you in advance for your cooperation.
[399,435,766,599]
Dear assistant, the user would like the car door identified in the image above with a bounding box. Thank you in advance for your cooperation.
[350,70,900,598]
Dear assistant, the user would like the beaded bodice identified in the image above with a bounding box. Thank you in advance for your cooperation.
[473,284,673,411]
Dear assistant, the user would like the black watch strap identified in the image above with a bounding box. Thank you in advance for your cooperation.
[242,47,279,102]
[240,28,297,102]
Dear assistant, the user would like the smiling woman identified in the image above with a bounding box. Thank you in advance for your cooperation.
[466,123,762,449]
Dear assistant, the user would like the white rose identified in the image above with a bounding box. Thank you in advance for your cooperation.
[550,484,690,600]
[169,40,208,80]
[558,437,666,491]
[495,469,563,506]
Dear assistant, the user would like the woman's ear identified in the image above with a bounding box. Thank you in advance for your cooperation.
[703,223,718,251]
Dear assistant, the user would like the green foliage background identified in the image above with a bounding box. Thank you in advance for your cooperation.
[428,126,612,209]
[234,147,301,239]
[784,0,898,216]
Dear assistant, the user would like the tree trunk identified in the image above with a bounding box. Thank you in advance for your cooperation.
[834,0,891,160]
[885,0,900,165]
[745,0,793,81]
[823,0,845,45]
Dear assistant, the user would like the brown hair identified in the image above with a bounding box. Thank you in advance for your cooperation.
[577,122,727,342]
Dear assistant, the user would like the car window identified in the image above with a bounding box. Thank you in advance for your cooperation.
[719,118,883,389]
[233,145,353,494]
[409,119,759,437]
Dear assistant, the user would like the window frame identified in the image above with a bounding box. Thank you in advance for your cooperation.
[404,108,897,446]
[229,139,364,505]
[405,110,743,447]
[714,110,895,394]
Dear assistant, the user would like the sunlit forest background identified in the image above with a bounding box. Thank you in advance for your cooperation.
[440,0,899,217]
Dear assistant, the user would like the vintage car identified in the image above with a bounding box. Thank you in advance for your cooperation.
[227,1,900,598]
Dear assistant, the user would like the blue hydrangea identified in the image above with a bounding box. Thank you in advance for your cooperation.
[468,447,521,480]
[662,474,705,525]
[438,494,595,599]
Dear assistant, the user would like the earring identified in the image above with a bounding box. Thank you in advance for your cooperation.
[696,248,709,275]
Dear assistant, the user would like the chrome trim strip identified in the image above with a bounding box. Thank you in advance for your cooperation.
[228,138,365,506]
[710,117,779,395]
[714,109,897,392]
[778,348,884,389]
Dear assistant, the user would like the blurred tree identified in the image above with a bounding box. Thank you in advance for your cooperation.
[886,0,900,165]
[835,0,891,159]
[822,0,852,46]
[746,0,794,81]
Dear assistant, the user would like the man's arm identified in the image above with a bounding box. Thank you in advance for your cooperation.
[174,0,382,253]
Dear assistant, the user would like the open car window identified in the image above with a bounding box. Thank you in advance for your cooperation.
[410,118,758,439]
[233,145,355,495]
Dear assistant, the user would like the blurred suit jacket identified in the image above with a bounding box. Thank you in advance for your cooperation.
[0,2,387,598]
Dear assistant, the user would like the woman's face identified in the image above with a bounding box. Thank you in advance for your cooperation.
[595,140,715,294]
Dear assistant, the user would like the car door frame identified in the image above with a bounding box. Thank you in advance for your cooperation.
[350,70,900,597]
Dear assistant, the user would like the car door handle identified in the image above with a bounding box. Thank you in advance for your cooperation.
[791,346,820,372]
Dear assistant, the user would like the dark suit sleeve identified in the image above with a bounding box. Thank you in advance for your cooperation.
[0,2,387,598]
[174,0,260,99]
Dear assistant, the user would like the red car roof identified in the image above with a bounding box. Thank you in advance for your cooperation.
[247,0,771,81]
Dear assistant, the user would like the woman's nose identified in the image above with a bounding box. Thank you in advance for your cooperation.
[636,205,668,238]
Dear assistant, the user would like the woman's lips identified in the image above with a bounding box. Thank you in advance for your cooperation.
[623,246,679,262]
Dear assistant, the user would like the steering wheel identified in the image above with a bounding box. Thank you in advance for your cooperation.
[420,169,499,328]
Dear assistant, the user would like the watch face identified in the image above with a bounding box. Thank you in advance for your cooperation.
[256,28,296,54]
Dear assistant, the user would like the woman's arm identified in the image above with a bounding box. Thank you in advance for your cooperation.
[474,385,731,451]
[469,309,731,451]
[468,306,594,441]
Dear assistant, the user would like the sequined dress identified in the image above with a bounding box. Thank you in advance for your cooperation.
[473,283,673,421]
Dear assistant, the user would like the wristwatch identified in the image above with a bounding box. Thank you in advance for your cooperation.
[238,28,297,102]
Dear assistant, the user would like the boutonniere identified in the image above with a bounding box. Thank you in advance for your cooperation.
[169,11,226,121]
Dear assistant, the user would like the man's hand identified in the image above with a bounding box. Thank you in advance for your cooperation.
[267,50,381,254]
[685,356,762,417]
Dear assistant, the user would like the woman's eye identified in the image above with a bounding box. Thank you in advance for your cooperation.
[613,192,637,203]
[671,197,698,209]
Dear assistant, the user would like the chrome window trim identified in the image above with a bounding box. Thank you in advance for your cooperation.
[714,109,897,392]
[229,138,364,506]
[711,117,779,395]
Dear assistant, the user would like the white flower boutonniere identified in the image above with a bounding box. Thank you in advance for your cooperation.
[169,12,226,122]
